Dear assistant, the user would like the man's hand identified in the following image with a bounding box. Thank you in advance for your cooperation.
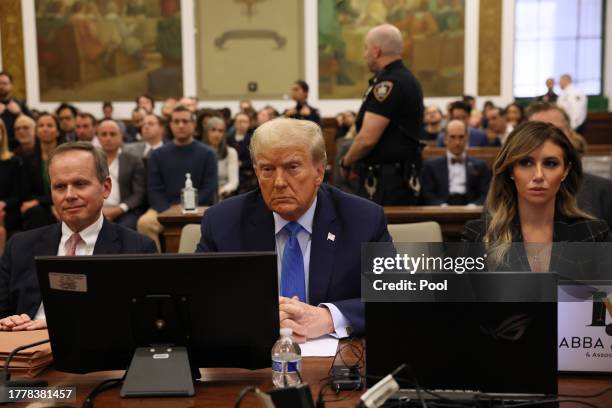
[299,106,311,116]
[0,314,47,331]
[0,103,5,114]
[20,199,40,214]
[102,206,124,221]
[285,108,297,117]
[279,296,334,343]
[7,100,21,114]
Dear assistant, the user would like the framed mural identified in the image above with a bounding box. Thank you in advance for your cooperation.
[35,0,182,101]
[196,0,304,100]
[319,0,465,99]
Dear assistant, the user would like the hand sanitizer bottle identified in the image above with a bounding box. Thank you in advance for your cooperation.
[181,173,197,212]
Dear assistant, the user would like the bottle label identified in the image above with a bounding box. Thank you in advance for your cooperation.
[183,190,196,210]
[272,360,299,373]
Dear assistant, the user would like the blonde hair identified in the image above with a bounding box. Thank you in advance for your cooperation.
[0,120,12,160]
[250,118,327,166]
[484,121,592,266]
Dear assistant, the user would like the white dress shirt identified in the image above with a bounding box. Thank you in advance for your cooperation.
[105,153,121,207]
[558,83,587,129]
[34,213,105,320]
[447,151,467,195]
[273,197,350,338]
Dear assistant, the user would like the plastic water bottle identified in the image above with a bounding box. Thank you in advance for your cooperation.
[271,328,302,388]
[181,173,197,212]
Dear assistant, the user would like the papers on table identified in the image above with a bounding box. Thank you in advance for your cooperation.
[299,335,339,357]
[0,329,52,377]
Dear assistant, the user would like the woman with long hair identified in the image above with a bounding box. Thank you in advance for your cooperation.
[462,121,610,271]
[202,117,239,200]
[21,113,61,230]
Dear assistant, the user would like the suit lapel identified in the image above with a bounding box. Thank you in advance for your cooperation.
[118,154,127,200]
[438,158,449,199]
[36,224,63,256]
[308,188,338,305]
[243,190,275,251]
[93,219,121,254]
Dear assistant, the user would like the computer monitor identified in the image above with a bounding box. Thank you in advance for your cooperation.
[366,273,558,397]
[36,252,279,397]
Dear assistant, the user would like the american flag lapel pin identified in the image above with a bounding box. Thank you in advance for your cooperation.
[327,232,335,242]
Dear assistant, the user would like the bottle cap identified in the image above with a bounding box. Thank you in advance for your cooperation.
[185,173,193,188]
[280,328,293,337]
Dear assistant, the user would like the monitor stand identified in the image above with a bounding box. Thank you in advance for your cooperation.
[120,345,196,397]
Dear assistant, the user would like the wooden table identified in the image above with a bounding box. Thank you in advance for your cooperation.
[25,359,612,407]
[157,205,483,253]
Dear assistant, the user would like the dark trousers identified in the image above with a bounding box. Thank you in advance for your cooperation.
[357,173,419,206]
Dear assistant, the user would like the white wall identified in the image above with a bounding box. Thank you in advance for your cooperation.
[605,0,612,103]
[12,0,608,118]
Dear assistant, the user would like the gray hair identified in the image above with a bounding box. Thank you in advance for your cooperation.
[368,24,403,56]
[48,141,109,184]
[250,118,327,165]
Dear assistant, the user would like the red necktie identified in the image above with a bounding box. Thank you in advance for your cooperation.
[66,233,83,256]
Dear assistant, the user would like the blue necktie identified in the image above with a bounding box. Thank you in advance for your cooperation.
[281,222,306,302]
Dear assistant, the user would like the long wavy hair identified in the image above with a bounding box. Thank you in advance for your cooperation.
[0,120,12,161]
[484,121,592,265]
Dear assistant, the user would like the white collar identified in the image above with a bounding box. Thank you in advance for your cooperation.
[61,212,104,247]
[446,151,467,162]
[146,140,163,149]
[273,196,317,235]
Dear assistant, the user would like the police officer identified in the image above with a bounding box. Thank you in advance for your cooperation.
[340,24,424,205]
[557,74,587,133]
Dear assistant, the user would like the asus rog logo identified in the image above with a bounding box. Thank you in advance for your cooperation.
[590,292,612,337]
[480,314,532,341]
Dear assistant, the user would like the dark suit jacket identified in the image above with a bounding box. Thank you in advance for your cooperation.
[461,216,611,273]
[0,219,157,318]
[196,184,392,334]
[577,173,612,229]
[118,152,146,212]
[436,127,488,147]
[420,155,491,205]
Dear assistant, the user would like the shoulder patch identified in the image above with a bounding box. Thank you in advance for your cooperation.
[373,81,394,102]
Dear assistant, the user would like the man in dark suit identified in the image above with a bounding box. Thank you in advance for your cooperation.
[0,142,157,331]
[437,101,488,147]
[98,120,146,230]
[197,118,391,341]
[422,120,491,205]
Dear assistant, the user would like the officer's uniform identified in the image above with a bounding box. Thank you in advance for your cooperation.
[557,83,587,131]
[354,59,424,205]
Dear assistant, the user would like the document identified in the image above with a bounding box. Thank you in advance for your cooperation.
[299,335,339,357]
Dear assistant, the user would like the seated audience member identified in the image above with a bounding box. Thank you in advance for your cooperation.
[21,113,61,230]
[0,142,157,331]
[526,102,612,228]
[13,115,36,158]
[137,105,217,249]
[239,99,256,116]
[469,109,483,130]
[0,120,23,235]
[258,106,280,127]
[227,112,257,193]
[136,94,154,114]
[436,101,488,147]
[56,103,78,143]
[102,101,114,120]
[536,78,557,103]
[125,108,145,143]
[462,122,610,271]
[421,120,491,206]
[196,118,392,340]
[203,117,239,199]
[335,111,356,139]
[179,96,198,114]
[558,74,587,132]
[75,113,100,147]
[161,97,177,120]
[0,71,32,150]
[505,102,525,126]
[123,113,165,162]
[284,80,321,125]
[98,120,146,230]
[219,107,233,131]
[481,100,495,129]
[421,105,443,140]
[485,106,511,145]
[196,108,222,141]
